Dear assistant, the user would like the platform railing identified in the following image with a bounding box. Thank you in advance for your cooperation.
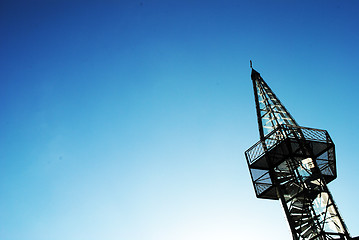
[245,124,332,165]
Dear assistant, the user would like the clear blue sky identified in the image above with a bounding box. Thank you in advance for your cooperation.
[1,1,358,239]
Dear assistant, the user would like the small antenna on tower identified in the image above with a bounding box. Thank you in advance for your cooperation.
[250,60,253,69]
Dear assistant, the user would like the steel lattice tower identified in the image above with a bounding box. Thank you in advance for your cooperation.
[245,66,357,240]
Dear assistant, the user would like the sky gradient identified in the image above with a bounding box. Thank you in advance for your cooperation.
[1,1,359,239]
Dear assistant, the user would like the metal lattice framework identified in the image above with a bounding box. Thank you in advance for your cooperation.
[245,67,356,240]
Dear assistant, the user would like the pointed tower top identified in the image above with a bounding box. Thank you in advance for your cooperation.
[251,67,260,80]
[251,68,298,140]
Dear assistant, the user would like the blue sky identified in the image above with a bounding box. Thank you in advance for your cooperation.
[1,1,358,239]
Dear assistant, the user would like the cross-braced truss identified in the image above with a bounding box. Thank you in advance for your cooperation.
[245,68,354,240]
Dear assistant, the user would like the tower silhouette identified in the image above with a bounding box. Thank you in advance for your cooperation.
[245,66,357,240]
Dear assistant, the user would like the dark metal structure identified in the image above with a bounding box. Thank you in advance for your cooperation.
[245,66,357,240]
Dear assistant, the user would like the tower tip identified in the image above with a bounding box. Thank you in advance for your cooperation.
[250,60,252,69]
